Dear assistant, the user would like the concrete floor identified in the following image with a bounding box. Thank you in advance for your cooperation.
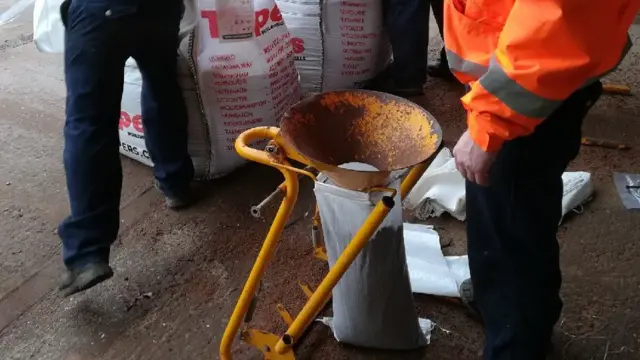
[1,3,640,360]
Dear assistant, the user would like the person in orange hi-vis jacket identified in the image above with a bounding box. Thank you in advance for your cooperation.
[446,0,640,358]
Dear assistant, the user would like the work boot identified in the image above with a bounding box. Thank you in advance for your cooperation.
[427,62,456,81]
[59,262,114,297]
[375,79,425,97]
[367,66,425,98]
[459,278,484,324]
[154,179,195,210]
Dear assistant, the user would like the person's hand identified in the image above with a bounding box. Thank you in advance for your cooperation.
[453,130,497,186]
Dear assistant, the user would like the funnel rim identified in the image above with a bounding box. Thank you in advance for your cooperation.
[279,89,443,173]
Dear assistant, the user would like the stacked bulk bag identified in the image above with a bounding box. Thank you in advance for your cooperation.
[276,0,391,95]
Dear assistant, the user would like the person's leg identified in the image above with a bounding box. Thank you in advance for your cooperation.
[131,1,194,208]
[465,81,603,360]
[427,0,454,80]
[58,1,133,295]
[384,0,429,95]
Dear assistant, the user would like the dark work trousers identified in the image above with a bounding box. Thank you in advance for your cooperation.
[383,0,446,87]
[383,0,429,88]
[59,0,193,270]
[429,0,447,65]
[466,81,603,360]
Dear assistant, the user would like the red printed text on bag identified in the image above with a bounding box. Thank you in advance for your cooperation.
[201,5,285,38]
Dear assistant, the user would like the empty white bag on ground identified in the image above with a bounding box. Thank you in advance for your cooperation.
[33,0,64,53]
[404,223,470,298]
[276,0,391,95]
[194,0,300,177]
[314,176,427,349]
[404,148,594,222]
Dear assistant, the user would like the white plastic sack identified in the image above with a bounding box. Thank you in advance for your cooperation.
[277,0,391,95]
[561,171,594,217]
[404,223,470,298]
[195,0,300,176]
[314,176,427,350]
[33,0,65,53]
[403,148,466,221]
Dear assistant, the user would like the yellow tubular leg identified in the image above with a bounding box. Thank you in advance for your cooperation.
[400,161,429,200]
[219,168,299,360]
[274,195,397,354]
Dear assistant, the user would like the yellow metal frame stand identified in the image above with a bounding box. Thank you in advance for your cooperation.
[219,126,430,360]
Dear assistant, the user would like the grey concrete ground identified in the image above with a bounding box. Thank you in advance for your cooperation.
[1,2,640,360]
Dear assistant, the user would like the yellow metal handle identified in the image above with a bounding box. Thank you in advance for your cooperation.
[234,126,282,165]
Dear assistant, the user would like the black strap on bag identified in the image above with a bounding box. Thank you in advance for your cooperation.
[60,0,71,28]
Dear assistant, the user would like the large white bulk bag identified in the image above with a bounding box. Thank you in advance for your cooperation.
[119,60,154,167]
[193,0,300,177]
[277,0,391,95]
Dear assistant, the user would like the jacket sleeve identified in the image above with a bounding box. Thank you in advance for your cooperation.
[463,0,635,152]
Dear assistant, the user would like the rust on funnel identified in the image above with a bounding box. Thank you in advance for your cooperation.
[279,90,442,190]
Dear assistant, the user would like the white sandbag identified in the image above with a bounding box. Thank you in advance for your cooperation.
[404,223,470,298]
[277,0,391,95]
[561,171,594,219]
[33,0,64,53]
[194,0,300,176]
[314,176,427,350]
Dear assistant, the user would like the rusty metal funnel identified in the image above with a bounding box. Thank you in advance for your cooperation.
[279,90,442,190]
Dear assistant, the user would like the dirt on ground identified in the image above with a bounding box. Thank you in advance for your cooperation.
[1,5,640,360]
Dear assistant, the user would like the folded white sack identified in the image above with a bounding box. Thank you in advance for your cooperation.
[404,148,594,222]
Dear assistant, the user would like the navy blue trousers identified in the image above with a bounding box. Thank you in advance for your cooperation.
[466,81,603,359]
[59,0,193,269]
[383,0,445,87]
[383,0,429,88]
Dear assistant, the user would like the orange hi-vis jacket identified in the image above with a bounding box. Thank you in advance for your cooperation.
[444,0,640,152]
